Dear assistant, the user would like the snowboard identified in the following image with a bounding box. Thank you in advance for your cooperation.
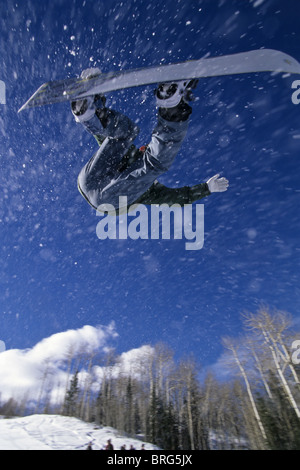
[18,49,300,112]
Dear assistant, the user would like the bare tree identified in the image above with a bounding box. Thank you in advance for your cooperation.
[79,353,95,421]
[245,337,273,399]
[222,337,267,442]
[173,357,200,449]
[243,308,300,420]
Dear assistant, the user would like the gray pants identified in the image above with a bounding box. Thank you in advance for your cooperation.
[77,106,189,209]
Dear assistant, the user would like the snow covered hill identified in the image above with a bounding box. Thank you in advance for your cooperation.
[0,414,159,450]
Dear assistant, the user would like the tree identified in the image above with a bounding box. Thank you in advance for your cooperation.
[222,337,267,444]
[257,371,300,449]
[64,370,79,417]
[243,308,300,420]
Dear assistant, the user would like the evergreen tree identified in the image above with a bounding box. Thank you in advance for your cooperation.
[64,371,79,417]
[146,385,159,445]
[124,377,134,434]
[257,372,300,450]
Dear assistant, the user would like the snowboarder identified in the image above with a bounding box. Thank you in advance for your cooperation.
[71,69,229,214]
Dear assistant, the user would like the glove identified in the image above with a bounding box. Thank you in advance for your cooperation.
[206,174,229,193]
[80,67,102,79]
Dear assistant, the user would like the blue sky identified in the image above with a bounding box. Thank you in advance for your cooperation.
[0,0,300,371]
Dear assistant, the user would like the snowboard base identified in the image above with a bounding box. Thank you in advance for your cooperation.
[18,49,300,112]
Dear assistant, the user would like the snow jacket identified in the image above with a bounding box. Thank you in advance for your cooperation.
[78,142,211,214]
[117,144,211,210]
[78,139,211,215]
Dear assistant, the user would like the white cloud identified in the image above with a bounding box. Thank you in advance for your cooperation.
[27,324,118,363]
[198,351,235,383]
[0,324,118,404]
[90,344,155,391]
[117,345,154,376]
[0,325,155,408]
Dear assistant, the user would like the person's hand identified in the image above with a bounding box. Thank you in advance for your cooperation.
[206,174,229,193]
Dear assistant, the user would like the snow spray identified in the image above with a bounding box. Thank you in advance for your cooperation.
[0,80,5,105]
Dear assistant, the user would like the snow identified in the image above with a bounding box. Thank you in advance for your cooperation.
[0,414,159,450]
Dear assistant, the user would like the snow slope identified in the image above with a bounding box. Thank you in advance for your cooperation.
[0,414,158,450]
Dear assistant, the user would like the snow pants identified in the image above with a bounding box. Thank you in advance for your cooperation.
[77,105,189,210]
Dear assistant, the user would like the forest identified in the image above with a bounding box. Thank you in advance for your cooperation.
[1,307,300,450]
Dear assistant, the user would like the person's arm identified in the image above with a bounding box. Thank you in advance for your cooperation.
[135,174,228,207]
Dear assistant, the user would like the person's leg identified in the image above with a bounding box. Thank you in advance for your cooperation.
[78,134,138,209]
[72,95,139,142]
[74,98,140,209]
[76,82,194,211]
[96,104,191,208]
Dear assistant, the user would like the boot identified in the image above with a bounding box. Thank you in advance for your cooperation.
[71,67,106,123]
[155,79,198,122]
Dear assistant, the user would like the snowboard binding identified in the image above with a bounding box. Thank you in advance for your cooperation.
[71,94,106,122]
[71,67,106,123]
[155,79,198,108]
[155,79,198,122]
